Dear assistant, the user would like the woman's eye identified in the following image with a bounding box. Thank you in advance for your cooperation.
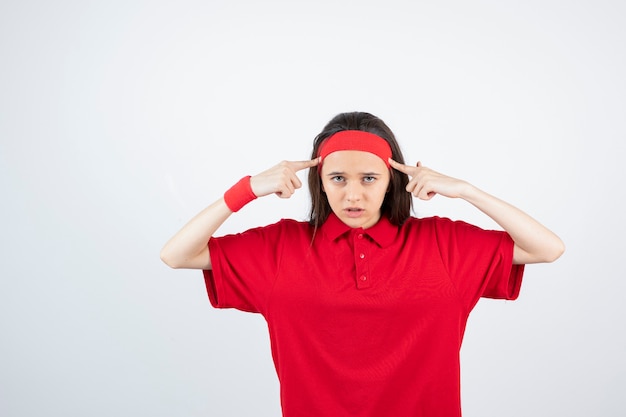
[331,176,345,182]
[363,176,376,183]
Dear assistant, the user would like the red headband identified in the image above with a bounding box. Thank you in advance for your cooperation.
[318,130,392,168]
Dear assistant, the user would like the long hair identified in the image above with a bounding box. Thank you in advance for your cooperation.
[308,112,412,229]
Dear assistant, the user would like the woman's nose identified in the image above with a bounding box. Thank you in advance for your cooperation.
[345,181,362,202]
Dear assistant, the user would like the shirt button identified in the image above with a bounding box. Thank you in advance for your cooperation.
[360,275,367,281]
[357,234,364,239]
[360,253,365,259]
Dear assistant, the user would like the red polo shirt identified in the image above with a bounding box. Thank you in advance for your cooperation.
[204,213,524,417]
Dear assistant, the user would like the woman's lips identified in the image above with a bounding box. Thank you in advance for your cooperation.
[344,208,364,218]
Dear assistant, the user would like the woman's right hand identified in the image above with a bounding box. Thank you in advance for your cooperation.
[250,158,319,199]
[161,158,319,269]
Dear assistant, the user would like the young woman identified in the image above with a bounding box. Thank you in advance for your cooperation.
[161,112,564,417]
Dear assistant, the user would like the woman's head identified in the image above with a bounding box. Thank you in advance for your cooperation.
[308,112,411,228]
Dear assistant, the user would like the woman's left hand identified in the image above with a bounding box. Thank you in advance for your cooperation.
[390,158,565,264]
[389,159,470,200]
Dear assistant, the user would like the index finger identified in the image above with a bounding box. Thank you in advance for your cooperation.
[388,158,413,174]
[289,157,320,172]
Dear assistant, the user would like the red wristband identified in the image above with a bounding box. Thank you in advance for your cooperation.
[223,176,257,212]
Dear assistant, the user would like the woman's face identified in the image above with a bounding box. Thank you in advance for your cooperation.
[320,150,390,229]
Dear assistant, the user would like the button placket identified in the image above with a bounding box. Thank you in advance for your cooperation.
[354,231,371,289]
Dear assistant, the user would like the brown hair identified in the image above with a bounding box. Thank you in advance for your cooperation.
[308,112,412,228]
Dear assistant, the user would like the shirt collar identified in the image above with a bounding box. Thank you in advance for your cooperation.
[320,212,398,248]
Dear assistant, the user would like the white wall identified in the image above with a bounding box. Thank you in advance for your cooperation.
[1,0,624,416]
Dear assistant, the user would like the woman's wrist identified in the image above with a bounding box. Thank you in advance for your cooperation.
[223,176,258,212]
[457,181,479,201]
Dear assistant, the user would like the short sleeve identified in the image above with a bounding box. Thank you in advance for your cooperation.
[433,217,524,310]
[203,220,286,314]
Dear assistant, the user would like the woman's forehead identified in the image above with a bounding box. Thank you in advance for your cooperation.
[321,150,388,174]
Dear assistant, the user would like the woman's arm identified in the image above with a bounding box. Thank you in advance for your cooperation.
[160,198,232,269]
[160,159,319,270]
[457,185,564,264]
[389,159,565,264]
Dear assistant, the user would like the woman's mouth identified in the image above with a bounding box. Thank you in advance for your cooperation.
[344,208,364,218]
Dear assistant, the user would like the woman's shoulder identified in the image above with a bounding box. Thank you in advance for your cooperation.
[268,218,311,229]
[402,215,480,233]
[214,218,311,245]
[403,215,455,227]
[237,218,311,236]
[402,216,503,245]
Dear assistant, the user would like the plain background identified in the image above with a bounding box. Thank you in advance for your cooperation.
[1,0,624,416]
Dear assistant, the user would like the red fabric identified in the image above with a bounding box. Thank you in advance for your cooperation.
[318,130,392,168]
[204,213,524,417]
[223,175,257,212]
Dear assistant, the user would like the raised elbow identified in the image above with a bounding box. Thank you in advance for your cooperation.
[160,247,182,269]
[515,237,566,264]
[545,239,566,263]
